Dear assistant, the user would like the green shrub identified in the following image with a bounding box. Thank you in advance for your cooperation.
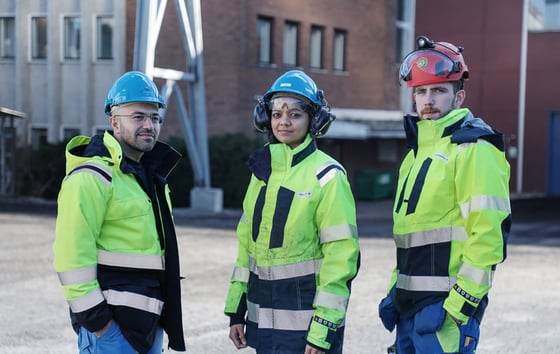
[15,142,67,199]
[166,133,263,208]
[13,133,263,209]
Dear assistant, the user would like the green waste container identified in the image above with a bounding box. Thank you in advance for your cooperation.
[354,169,396,200]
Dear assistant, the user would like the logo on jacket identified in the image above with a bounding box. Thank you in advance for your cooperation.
[297,191,313,198]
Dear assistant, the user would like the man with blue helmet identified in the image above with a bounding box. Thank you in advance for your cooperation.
[53,71,186,353]
[224,70,361,353]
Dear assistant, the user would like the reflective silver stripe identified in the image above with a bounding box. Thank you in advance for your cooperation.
[319,224,357,243]
[247,300,314,331]
[314,291,348,312]
[97,250,165,270]
[458,262,494,287]
[249,257,321,281]
[457,139,493,153]
[69,162,112,187]
[316,163,342,187]
[231,266,250,282]
[103,289,164,315]
[460,195,511,219]
[57,266,97,286]
[394,226,468,249]
[68,287,105,313]
[396,273,456,292]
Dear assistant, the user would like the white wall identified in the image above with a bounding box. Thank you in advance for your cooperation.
[0,0,125,146]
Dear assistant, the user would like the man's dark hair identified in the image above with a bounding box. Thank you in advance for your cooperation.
[452,79,465,93]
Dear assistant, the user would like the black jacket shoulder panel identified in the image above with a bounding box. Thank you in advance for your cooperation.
[450,112,505,151]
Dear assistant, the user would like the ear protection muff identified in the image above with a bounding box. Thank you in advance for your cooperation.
[253,99,271,132]
[310,89,335,137]
[310,108,336,137]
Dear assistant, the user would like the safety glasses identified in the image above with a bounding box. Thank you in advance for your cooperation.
[399,49,462,83]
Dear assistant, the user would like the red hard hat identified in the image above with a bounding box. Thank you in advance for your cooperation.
[400,36,469,87]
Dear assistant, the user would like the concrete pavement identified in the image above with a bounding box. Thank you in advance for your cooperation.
[1,198,559,353]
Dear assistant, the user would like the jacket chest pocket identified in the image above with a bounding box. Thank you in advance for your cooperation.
[105,196,152,221]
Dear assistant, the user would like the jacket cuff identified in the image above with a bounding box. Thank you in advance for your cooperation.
[306,315,339,350]
[73,301,113,333]
[227,313,246,326]
[443,283,481,323]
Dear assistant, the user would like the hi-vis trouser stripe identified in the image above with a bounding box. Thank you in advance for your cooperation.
[247,300,314,331]
[249,257,321,280]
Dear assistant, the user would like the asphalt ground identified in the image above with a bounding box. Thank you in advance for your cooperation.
[0,196,559,353]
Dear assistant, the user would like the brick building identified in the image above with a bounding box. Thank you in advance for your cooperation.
[141,0,409,189]
[414,0,560,195]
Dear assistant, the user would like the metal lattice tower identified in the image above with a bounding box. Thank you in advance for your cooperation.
[134,0,222,211]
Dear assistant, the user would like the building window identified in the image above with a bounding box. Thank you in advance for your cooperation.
[310,25,324,69]
[257,16,273,64]
[64,16,80,59]
[0,17,15,59]
[63,127,80,141]
[283,21,299,66]
[96,16,113,59]
[529,0,560,31]
[31,17,48,59]
[333,29,346,71]
[31,127,48,150]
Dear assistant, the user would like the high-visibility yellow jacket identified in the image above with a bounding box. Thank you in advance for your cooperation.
[224,135,360,352]
[390,108,511,323]
[53,132,185,352]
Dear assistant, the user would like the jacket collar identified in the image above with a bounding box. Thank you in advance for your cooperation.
[247,134,317,182]
[67,131,181,178]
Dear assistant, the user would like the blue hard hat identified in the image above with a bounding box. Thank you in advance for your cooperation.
[263,70,324,107]
[104,71,165,115]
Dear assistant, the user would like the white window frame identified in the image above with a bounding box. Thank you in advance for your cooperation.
[94,14,113,60]
[60,125,81,142]
[28,125,48,149]
[92,124,111,136]
[30,14,48,60]
[310,25,324,69]
[333,29,346,71]
[257,16,273,64]
[283,21,298,66]
[0,15,15,59]
[62,14,81,60]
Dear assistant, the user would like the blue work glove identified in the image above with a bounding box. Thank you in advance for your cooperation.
[378,293,399,332]
[414,300,446,334]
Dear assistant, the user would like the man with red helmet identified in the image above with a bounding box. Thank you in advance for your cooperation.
[378,36,511,353]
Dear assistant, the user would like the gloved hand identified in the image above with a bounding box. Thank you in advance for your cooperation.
[414,300,446,334]
[378,294,399,332]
